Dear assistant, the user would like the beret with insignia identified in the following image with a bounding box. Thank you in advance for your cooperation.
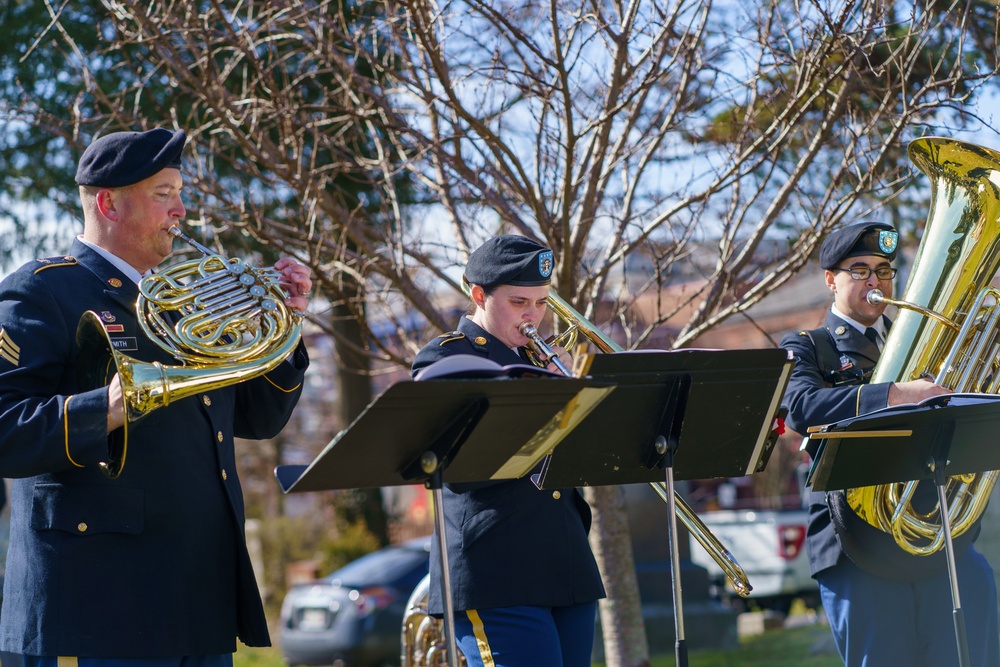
[464,235,554,288]
[820,221,898,269]
[76,128,186,188]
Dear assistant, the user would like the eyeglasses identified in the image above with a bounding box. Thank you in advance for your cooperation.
[834,266,897,281]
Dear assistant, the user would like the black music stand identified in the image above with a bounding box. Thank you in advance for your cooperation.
[807,393,1000,667]
[276,374,614,667]
[537,349,794,667]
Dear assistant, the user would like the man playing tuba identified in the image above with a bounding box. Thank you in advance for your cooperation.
[780,221,999,667]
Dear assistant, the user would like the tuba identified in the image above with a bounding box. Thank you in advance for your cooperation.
[401,575,467,667]
[401,283,757,667]
[76,226,303,478]
[845,136,1000,556]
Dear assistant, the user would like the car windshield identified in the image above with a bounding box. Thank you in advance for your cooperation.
[326,546,426,586]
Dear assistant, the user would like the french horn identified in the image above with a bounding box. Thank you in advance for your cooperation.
[76,226,303,478]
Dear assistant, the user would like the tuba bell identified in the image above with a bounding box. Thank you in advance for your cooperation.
[401,575,467,667]
[76,226,303,478]
[845,136,1000,555]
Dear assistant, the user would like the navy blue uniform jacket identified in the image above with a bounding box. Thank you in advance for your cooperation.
[779,311,974,581]
[412,317,605,614]
[0,240,308,657]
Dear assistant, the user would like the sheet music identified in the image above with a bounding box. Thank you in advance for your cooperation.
[414,354,561,381]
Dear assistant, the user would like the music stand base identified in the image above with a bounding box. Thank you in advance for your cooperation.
[660,438,688,667]
[428,471,460,667]
[934,466,971,667]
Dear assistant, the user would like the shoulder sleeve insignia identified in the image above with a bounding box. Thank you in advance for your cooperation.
[0,327,21,366]
[32,255,78,274]
[437,331,465,346]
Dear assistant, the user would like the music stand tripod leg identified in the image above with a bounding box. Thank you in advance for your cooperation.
[428,467,461,667]
[400,399,489,667]
[929,435,971,667]
[654,434,689,667]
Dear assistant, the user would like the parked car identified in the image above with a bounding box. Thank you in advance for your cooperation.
[688,508,819,615]
[280,536,431,667]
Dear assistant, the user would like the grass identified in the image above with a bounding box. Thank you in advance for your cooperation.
[642,623,842,667]
[234,644,286,667]
[236,619,843,667]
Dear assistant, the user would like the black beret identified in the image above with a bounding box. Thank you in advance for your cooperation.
[819,222,899,269]
[75,128,186,188]
[464,235,554,288]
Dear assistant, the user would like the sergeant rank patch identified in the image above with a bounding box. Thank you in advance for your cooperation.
[0,327,21,366]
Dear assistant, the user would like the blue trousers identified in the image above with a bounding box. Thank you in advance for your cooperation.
[21,656,232,667]
[453,602,598,667]
[818,548,1000,667]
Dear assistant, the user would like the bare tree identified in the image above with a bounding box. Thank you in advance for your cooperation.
[3,0,998,663]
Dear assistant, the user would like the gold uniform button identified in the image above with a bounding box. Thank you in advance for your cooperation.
[835,326,847,335]
[552,490,561,500]
[475,336,487,345]
[202,395,212,406]
[222,469,228,481]
[77,522,88,533]
[217,431,224,442]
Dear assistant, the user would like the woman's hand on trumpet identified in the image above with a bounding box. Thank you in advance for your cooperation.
[543,344,573,374]
[275,257,313,312]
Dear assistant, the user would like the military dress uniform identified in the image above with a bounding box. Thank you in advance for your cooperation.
[0,239,308,658]
[410,235,605,667]
[781,312,999,666]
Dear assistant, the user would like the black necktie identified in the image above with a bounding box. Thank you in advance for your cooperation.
[864,327,880,347]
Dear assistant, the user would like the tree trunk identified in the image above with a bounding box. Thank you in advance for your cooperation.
[585,485,651,667]
[331,287,390,546]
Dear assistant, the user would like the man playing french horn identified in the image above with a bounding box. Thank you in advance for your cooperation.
[0,128,313,667]
[780,221,999,667]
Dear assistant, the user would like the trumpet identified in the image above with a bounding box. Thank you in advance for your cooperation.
[520,292,753,597]
[519,321,572,375]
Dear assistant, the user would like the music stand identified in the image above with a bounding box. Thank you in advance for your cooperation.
[537,349,794,666]
[807,393,1000,667]
[276,375,615,667]
[538,349,794,487]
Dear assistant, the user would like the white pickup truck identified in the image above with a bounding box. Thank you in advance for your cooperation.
[688,508,819,615]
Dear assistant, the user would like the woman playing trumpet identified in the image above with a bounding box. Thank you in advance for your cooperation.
[411,234,605,667]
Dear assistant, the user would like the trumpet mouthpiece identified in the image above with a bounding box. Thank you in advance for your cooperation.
[867,289,885,305]
[519,321,538,336]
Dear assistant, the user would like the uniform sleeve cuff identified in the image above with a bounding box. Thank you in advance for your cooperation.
[857,382,892,416]
[64,387,114,467]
